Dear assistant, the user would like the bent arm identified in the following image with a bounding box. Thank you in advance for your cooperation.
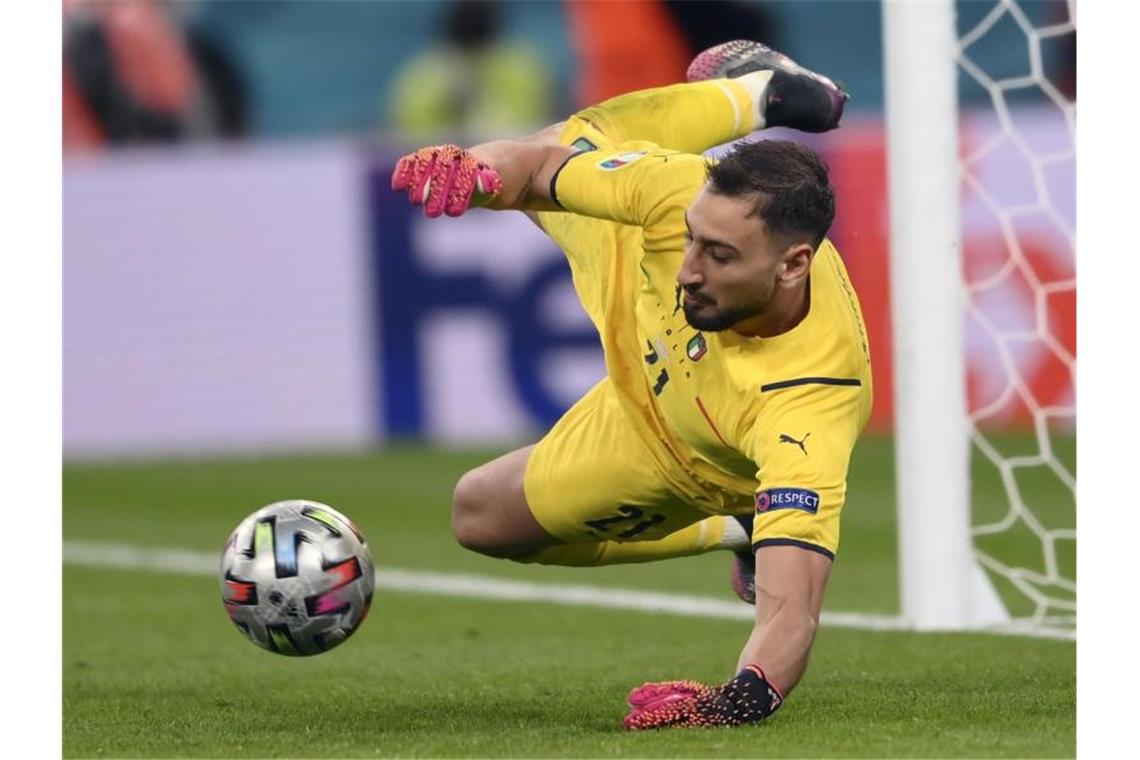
[736,545,832,694]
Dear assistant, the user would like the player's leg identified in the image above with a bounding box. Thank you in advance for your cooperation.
[510,40,847,169]
[451,444,559,558]
[518,517,748,569]
[495,78,753,159]
[514,379,750,567]
[572,78,761,156]
[451,379,750,565]
[685,40,848,133]
[451,445,748,565]
[449,380,729,563]
[571,41,847,155]
[518,514,749,567]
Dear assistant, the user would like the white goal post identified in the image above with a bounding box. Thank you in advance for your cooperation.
[884,0,1010,631]
[883,0,1077,635]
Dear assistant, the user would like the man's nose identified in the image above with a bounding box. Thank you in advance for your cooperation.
[678,255,702,287]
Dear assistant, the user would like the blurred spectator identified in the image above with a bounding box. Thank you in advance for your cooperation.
[63,0,248,152]
[662,1,780,61]
[386,0,553,141]
[565,0,689,108]
[565,0,780,109]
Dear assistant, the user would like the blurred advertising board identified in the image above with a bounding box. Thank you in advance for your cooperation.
[64,143,378,458]
[368,169,603,444]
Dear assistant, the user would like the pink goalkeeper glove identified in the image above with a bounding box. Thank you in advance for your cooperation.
[626,680,709,711]
[390,144,503,218]
[623,666,784,730]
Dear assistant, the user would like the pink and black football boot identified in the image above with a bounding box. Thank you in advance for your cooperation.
[687,40,849,133]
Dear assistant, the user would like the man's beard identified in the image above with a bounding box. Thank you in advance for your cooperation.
[682,299,759,332]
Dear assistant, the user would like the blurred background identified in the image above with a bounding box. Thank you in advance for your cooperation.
[63,0,1075,459]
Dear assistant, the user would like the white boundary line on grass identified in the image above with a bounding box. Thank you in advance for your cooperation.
[62,540,1075,641]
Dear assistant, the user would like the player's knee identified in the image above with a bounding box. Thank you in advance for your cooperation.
[451,469,510,557]
[451,469,484,546]
[452,466,553,559]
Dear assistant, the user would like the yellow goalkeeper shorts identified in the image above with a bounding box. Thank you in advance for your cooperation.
[523,377,716,543]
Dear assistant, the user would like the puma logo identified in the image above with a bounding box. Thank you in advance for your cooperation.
[779,432,811,455]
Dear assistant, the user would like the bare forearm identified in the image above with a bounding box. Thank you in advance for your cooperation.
[733,544,831,694]
[468,139,570,212]
[735,606,818,694]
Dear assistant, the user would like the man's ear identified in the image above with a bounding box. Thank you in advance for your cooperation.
[778,242,816,283]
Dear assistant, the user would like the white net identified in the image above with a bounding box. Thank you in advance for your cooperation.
[954,0,1076,636]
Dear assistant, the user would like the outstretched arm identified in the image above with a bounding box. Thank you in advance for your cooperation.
[625,376,858,731]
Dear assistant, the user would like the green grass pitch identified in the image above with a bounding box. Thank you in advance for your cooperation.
[63,434,1075,757]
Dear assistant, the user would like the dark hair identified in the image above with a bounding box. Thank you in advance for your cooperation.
[706,140,836,249]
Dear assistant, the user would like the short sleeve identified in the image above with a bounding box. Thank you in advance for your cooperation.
[742,381,866,560]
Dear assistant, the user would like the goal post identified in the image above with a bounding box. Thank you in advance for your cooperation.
[882,0,1010,630]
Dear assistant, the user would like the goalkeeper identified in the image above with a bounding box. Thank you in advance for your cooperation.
[392,41,872,730]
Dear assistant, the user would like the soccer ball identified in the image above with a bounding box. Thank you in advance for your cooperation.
[219,500,375,656]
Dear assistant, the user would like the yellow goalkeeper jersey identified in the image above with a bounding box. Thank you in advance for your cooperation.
[551,141,873,557]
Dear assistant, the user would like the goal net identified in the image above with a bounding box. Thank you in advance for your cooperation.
[884,0,1075,638]
[957,0,1075,637]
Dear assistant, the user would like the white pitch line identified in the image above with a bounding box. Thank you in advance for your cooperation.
[62,540,1074,641]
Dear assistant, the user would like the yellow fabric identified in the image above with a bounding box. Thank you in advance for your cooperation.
[525,376,730,547]
[525,89,872,560]
[518,517,730,567]
[573,78,760,154]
